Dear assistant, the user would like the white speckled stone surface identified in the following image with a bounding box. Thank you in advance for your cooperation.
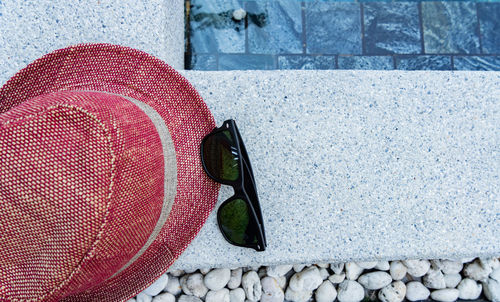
[170,70,499,271]
[0,0,184,84]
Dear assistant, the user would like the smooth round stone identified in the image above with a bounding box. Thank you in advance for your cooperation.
[242,271,262,302]
[186,273,208,298]
[462,258,476,264]
[200,268,211,275]
[405,281,430,302]
[204,268,231,291]
[330,263,344,275]
[337,280,364,302]
[289,266,323,292]
[319,268,329,280]
[206,289,230,302]
[165,276,181,295]
[378,281,406,302]
[169,270,184,277]
[284,287,312,302]
[232,8,246,21]
[261,277,284,302]
[293,264,307,273]
[178,295,203,302]
[143,274,169,296]
[390,261,407,281]
[266,265,292,278]
[375,261,390,271]
[136,293,152,302]
[486,258,500,270]
[152,293,175,302]
[482,275,500,302]
[180,275,192,295]
[457,278,482,300]
[440,260,463,275]
[328,273,346,284]
[358,272,392,290]
[277,276,287,289]
[444,273,462,288]
[184,268,198,274]
[315,280,337,302]
[357,261,378,270]
[228,268,243,289]
[345,262,364,280]
[430,289,459,302]
[423,268,446,289]
[403,260,430,278]
[229,288,246,302]
[464,259,492,281]
[316,263,329,268]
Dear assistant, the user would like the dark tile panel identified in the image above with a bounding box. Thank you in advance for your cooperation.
[454,56,500,70]
[477,3,500,54]
[188,54,218,70]
[219,54,276,70]
[338,55,393,69]
[395,55,452,70]
[278,55,336,69]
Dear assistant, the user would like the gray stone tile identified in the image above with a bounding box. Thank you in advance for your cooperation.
[305,2,362,55]
[363,3,421,55]
[454,56,500,71]
[278,55,336,70]
[338,56,393,70]
[189,54,217,70]
[189,0,246,53]
[219,54,275,70]
[422,2,480,54]
[247,0,302,54]
[478,3,500,54]
[396,55,452,70]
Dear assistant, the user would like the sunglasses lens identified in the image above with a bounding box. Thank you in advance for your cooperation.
[218,198,258,246]
[202,130,240,182]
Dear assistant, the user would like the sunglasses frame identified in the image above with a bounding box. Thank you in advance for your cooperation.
[200,119,267,251]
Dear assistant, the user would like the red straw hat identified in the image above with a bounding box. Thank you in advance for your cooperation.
[0,43,220,301]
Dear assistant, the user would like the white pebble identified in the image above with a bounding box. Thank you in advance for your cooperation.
[345,262,364,280]
[206,288,230,302]
[258,267,268,279]
[423,268,446,289]
[337,280,364,302]
[358,271,392,290]
[242,271,262,302]
[315,280,337,302]
[482,268,500,302]
[152,293,175,302]
[187,273,208,298]
[328,273,346,284]
[462,257,476,264]
[266,265,292,278]
[228,268,243,289]
[444,273,462,288]
[169,270,184,277]
[260,277,284,302]
[284,287,312,302]
[357,261,378,269]
[405,281,430,302]
[430,289,459,302]
[375,261,390,271]
[464,258,492,281]
[143,274,169,296]
[164,276,181,295]
[316,263,329,268]
[485,258,500,270]
[457,278,482,300]
[229,288,246,302]
[293,264,306,273]
[184,268,198,274]
[277,276,287,289]
[378,281,406,302]
[126,299,136,302]
[178,295,202,302]
[441,260,463,274]
[180,275,192,295]
[319,268,329,280]
[289,266,323,292]
[232,8,246,21]
[403,260,430,278]
[330,263,344,275]
[136,293,152,302]
[390,261,407,281]
[200,268,211,275]
[204,268,231,291]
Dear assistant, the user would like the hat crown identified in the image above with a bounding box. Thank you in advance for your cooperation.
[0,91,166,300]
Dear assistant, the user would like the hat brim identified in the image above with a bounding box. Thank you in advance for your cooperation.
[0,43,220,301]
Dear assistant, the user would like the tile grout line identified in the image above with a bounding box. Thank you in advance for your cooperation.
[418,2,426,55]
[393,55,397,70]
[475,3,484,55]
[451,55,455,71]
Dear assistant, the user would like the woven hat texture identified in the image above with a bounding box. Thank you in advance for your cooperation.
[0,43,220,301]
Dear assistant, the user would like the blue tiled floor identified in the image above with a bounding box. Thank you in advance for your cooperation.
[187,1,500,71]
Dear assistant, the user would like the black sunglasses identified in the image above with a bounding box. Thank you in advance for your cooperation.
[200,119,267,252]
